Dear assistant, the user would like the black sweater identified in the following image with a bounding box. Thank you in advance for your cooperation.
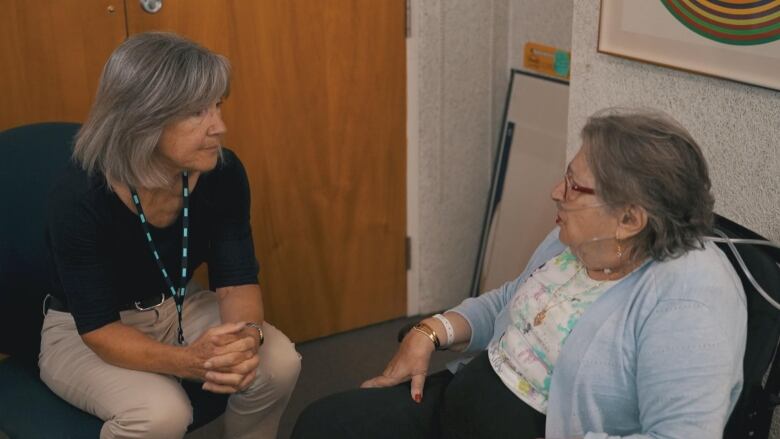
[46,149,259,334]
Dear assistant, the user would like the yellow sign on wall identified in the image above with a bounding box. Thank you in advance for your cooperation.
[523,42,570,80]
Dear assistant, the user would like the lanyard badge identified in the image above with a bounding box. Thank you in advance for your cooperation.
[130,172,190,344]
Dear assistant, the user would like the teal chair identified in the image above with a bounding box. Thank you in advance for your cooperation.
[0,122,227,438]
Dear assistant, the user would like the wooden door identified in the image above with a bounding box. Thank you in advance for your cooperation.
[126,0,407,341]
[0,1,127,129]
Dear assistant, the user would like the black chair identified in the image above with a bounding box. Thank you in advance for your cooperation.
[716,214,780,439]
[0,122,227,438]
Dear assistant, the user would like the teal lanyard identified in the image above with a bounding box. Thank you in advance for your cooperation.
[129,172,190,344]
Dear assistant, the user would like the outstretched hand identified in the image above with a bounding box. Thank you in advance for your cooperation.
[361,330,436,403]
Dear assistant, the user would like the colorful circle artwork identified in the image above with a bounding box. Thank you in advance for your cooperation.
[660,0,780,45]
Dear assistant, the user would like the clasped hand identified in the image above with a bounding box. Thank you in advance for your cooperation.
[186,322,260,394]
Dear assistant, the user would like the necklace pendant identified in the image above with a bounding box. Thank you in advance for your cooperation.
[533,310,546,326]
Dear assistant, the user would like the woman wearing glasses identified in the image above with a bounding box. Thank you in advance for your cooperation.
[39,33,300,439]
[293,109,746,439]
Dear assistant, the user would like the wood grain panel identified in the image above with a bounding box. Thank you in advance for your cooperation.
[0,0,126,130]
[127,0,407,341]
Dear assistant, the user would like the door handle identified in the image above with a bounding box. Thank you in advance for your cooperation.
[139,0,162,14]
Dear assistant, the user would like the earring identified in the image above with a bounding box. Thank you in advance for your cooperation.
[615,232,623,259]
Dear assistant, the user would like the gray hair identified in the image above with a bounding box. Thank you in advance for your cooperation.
[73,32,230,189]
[583,108,714,261]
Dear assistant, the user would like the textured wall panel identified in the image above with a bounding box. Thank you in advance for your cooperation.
[508,0,574,69]
[415,0,501,312]
[412,0,574,313]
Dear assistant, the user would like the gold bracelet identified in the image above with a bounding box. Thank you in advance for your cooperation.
[412,322,440,350]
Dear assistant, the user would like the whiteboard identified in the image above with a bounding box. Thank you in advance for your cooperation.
[471,70,569,296]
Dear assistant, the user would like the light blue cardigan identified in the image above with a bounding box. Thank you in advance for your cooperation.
[450,228,746,439]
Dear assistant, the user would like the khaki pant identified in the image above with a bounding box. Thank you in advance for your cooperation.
[39,290,301,439]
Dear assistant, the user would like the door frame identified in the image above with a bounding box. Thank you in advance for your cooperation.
[406,0,421,316]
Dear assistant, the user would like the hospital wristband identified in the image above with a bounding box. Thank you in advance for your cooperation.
[432,313,455,349]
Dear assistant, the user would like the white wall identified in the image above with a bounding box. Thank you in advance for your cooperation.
[408,0,575,315]
[407,0,509,314]
[508,0,574,70]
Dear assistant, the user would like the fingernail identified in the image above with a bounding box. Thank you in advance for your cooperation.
[413,393,421,403]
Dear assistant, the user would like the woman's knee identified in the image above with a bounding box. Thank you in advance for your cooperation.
[292,385,440,439]
[291,394,352,439]
[272,339,302,386]
[103,390,193,439]
[256,324,302,395]
[142,400,192,439]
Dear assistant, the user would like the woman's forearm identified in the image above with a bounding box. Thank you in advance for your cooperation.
[421,311,472,351]
[217,283,264,344]
[80,321,191,377]
[217,283,264,323]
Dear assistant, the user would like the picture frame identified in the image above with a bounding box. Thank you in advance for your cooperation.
[598,0,780,91]
[469,70,569,297]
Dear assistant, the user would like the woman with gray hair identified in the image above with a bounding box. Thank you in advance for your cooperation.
[40,32,300,439]
[293,109,746,439]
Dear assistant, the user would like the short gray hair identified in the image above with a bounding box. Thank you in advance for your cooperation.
[583,108,714,261]
[74,32,230,188]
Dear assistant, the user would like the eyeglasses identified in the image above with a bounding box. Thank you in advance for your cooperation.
[563,171,596,201]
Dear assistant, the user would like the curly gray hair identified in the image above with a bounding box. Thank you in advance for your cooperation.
[582,108,714,261]
[73,32,230,189]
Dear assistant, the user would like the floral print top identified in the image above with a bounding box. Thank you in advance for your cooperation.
[487,248,615,413]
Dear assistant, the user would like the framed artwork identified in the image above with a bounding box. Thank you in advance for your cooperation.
[598,0,780,91]
[470,70,569,297]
